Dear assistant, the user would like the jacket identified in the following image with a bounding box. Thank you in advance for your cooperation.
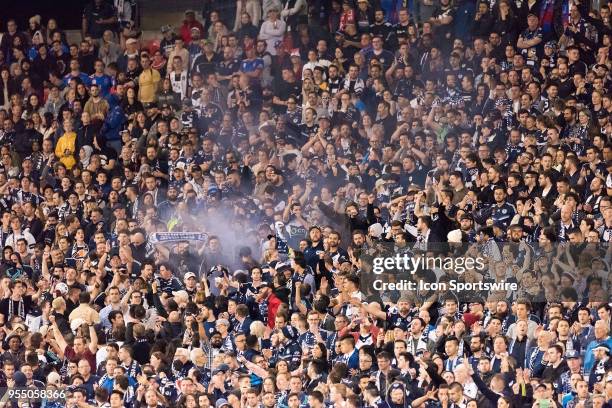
[102,104,127,141]
[55,131,77,169]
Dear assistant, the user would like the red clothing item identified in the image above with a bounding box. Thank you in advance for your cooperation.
[338,323,380,344]
[339,10,355,32]
[266,293,282,329]
[64,345,96,372]
[179,20,205,44]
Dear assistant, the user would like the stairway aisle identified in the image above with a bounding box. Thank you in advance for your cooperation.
[139,0,205,30]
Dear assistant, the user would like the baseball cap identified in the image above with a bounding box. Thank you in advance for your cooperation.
[565,350,580,359]
[184,272,196,280]
[593,343,610,354]
[213,364,230,376]
[55,282,69,295]
[215,399,230,408]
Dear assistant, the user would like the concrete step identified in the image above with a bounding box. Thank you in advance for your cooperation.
[65,0,208,46]
[139,0,205,30]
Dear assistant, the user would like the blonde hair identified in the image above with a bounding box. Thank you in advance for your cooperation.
[52,297,65,310]
[250,320,265,338]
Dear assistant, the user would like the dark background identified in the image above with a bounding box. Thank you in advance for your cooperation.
[3,0,91,30]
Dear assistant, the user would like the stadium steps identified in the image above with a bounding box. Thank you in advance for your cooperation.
[63,0,204,47]
[139,0,204,31]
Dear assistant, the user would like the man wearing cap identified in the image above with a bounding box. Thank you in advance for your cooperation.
[182,272,198,298]
[214,397,231,408]
[159,25,176,57]
[254,283,282,328]
[207,364,230,401]
[588,343,611,391]
[559,350,584,393]
[583,320,612,373]
[180,10,204,44]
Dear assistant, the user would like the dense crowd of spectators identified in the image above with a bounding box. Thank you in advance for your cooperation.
[0,0,610,407]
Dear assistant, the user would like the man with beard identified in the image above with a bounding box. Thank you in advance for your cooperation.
[254,282,281,328]
[169,242,200,281]
[588,344,611,391]
[555,63,575,99]
[458,213,477,242]
[507,224,532,267]
[365,296,415,331]
[370,9,396,48]
[405,317,431,358]
[477,186,516,229]
[467,334,486,368]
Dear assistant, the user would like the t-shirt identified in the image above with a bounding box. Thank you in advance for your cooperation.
[65,345,97,373]
[138,69,161,103]
[90,74,114,98]
[240,58,264,76]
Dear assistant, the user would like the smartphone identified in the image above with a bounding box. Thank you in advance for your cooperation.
[538,400,549,408]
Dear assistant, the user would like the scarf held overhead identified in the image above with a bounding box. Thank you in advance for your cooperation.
[149,232,209,244]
